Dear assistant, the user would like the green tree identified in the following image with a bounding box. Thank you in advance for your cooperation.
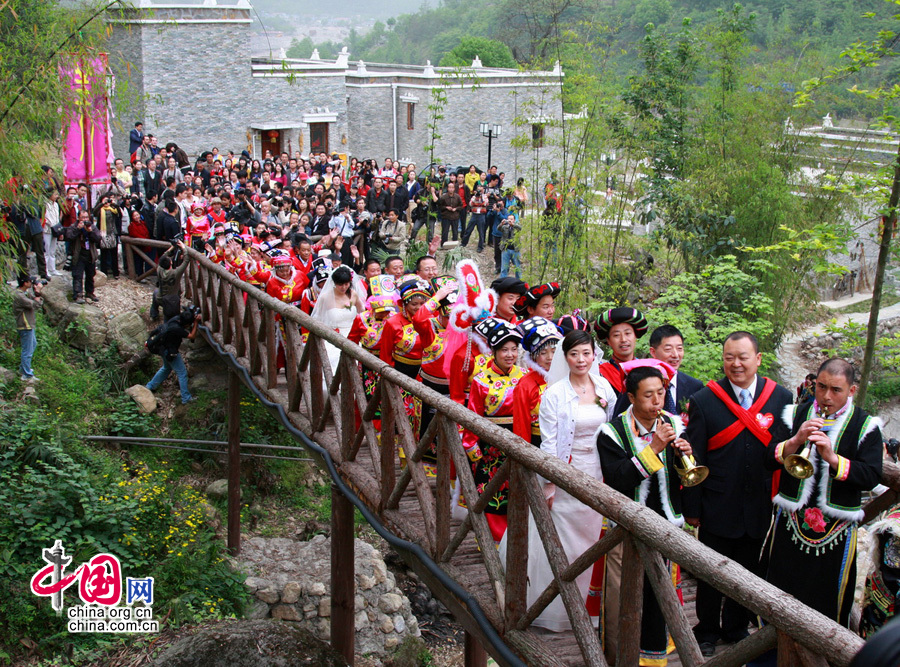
[438,36,516,68]
[616,9,851,339]
[286,36,315,59]
[0,0,117,211]
[794,0,900,402]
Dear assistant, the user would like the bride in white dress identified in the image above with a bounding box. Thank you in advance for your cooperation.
[528,328,617,631]
[310,265,367,374]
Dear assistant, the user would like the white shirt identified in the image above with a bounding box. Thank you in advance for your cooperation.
[538,373,617,480]
[729,374,758,404]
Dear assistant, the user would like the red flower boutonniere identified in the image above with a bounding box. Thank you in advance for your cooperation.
[595,395,608,409]
[802,507,827,533]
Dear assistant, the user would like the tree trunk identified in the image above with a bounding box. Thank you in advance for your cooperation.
[858,140,900,404]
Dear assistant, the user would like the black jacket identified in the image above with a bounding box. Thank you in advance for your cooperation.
[309,214,331,238]
[385,187,409,219]
[366,188,389,214]
[767,400,882,519]
[65,224,102,264]
[157,211,181,242]
[598,412,685,524]
[681,376,792,540]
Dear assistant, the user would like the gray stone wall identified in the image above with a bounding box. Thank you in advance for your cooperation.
[347,83,396,162]
[107,23,145,158]
[105,7,564,181]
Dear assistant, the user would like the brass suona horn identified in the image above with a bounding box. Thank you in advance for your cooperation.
[784,408,826,480]
[658,412,708,487]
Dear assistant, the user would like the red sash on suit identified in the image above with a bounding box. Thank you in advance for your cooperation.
[706,378,777,450]
[706,378,781,497]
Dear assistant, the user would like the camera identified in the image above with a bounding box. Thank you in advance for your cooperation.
[183,303,201,320]
[30,276,49,286]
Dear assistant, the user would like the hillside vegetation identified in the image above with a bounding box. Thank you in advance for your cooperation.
[288,0,899,117]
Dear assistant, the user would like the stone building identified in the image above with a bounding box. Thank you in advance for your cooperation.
[105,1,564,178]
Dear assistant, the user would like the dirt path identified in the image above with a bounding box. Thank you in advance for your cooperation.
[776,293,900,437]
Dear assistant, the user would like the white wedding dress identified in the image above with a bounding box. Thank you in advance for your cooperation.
[321,306,358,374]
[310,272,367,376]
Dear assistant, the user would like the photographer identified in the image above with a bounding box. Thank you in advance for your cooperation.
[151,240,188,321]
[145,305,201,405]
[409,186,434,243]
[13,275,43,381]
[92,192,122,279]
[375,208,407,255]
[65,210,102,304]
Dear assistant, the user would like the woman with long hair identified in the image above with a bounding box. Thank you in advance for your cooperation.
[272,162,288,187]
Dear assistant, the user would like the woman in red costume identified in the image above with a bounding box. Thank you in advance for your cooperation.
[462,317,524,543]
[513,316,562,447]
[379,276,432,438]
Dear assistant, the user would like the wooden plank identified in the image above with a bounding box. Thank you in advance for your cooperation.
[617,535,643,667]
[264,309,278,390]
[442,514,472,563]
[465,632,487,667]
[777,631,802,667]
[223,283,235,346]
[516,527,623,631]
[339,355,355,461]
[505,630,569,667]
[379,382,396,512]
[308,333,325,430]
[211,274,223,334]
[632,540,702,667]
[247,300,263,376]
[384,383,437,556]
[283,323,302,413]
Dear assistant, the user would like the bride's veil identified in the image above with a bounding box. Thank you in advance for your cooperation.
[310,269,368,323]
[546,341,605,387]
[310,274,337,322]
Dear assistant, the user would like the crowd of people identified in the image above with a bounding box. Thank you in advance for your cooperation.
[6,124,900,665]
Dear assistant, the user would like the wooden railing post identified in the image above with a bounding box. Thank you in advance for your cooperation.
[504,460,529,631]
[227,369,241,555]
[464,631,487,667]
[123,237,136,281]
[331,484,355,665]
[616,535,643,667]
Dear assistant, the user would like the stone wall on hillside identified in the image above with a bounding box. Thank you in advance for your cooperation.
[235,535,419,660]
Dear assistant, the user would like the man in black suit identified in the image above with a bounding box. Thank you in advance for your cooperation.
[613,324,703,416]
[385,179,409,221]
[142,159,162,201]
[129,122,144,157]
[681,331,792,657]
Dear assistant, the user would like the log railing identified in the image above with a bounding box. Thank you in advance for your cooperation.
[122,237,898,667]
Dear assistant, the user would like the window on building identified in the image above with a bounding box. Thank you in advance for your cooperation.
[310,123,329,154]
[532,123,545,149]
[407,103,415,130]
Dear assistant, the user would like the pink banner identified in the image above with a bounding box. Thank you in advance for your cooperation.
[61,54,112,186]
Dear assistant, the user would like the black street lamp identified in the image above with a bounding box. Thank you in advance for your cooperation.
[479,123,502,171]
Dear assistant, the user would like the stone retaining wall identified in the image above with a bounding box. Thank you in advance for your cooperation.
[236,535,420,659]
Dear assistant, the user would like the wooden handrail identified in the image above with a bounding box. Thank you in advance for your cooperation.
[122,236,895,666]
